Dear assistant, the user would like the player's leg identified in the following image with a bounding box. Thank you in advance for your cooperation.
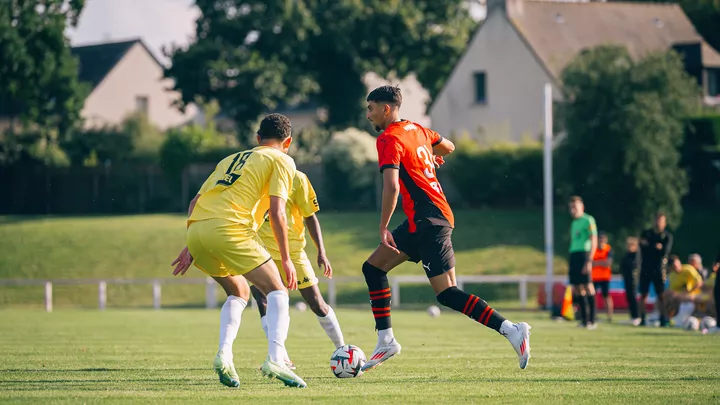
[638,271,651,326]
[623,271,640,324]
[242,260,307,388]
[653,271,669,327]
[249,285,268,335]
[422,226,531,369]
[293,253,345,349]
[186,221,246,388]
[586,281,597,328]
[601,282,613,322]
[360,221,413,371]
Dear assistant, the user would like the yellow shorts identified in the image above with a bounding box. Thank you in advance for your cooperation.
[187,219,271,278]
[269,250,318,290]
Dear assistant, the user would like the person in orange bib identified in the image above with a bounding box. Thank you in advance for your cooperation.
[592,232,614,323]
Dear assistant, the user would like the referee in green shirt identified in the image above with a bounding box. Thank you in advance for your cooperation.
[568,196,599,329]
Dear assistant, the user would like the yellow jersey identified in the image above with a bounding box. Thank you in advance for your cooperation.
[257,171,319,257]
[668,264,703,293]
[189,146,296,231]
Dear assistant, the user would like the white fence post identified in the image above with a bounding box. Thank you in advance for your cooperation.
[456,278,465,291]
[327,278,337,308]
[205,277,217,309]
[44,281,53,313]
[519,277,528,309]
[152,280,161,310]
[391,278,401,308]
[98,281,107,311]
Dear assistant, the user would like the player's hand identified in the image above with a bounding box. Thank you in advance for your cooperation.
[281,258,298,291]
[434,155,445,168]
[583,261,592,275]
[171,246,193,276]
[713,263,719,272]
[655,243,663,250]
[318,252,333,279]
[380,227,400,254]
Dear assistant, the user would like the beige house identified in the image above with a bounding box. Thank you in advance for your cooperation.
[72,38,196,130]
[430,0,720,142]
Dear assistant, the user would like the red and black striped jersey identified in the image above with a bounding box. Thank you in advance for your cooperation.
[377,120,454,233]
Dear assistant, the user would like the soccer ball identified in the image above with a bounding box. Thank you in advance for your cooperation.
[700,316,717,330]
[330,344,366,378]
[427,305,441,317]
[683,316,700,331]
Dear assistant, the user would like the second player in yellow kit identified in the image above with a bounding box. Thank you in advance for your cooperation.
[251,171,346,369]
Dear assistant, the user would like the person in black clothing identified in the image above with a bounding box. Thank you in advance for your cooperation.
[638,212,673,326]
[621,237,641,325]
[714,249,720,322]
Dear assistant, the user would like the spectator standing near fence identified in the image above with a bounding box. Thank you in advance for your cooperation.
[638,212,673,327]
[591,231,614,323]
[621,237,641,326]
[567,196,598,329]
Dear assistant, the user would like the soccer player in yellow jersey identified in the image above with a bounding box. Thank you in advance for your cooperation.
[250,170,345,368]
[170,114,307,389]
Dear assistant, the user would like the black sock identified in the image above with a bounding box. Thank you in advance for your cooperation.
[578,295,588,325]
[362,262,391,330]
[437,286,507,333]
[588,294,597,323]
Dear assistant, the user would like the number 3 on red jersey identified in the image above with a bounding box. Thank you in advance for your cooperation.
[416,145,443,194]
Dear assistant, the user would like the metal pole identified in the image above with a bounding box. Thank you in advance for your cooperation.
[44,282,53,313]
[543,83,555,311]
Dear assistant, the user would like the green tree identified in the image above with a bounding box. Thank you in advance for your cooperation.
[0,0,87,164]
[621,0,720,53]
[164,0,475,137]
[559,45,699,237]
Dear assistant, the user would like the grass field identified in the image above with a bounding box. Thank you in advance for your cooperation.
[0,308,719,404]
[1,208,718,308]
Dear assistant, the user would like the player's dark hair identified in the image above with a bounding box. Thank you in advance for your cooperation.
[668,254,680,263]
[598,231,607,238]
[568,195,583,204]
[656,211,666,219]
[257,113,292,140]
[366,85,402,107]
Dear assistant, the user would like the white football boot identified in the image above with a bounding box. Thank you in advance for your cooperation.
[360,338,402,372]
[503,322,532,369]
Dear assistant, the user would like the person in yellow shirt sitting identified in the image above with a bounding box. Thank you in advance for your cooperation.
[250,170,345,369]
[664,254,704,320]
[170,114,307,389]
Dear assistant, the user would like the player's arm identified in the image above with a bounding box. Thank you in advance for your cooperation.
[305,214,332,278]
[268,157,298,290]
[172,193,200,276]
[662,233,673,258]
[379,168,401,252]
[585,221,598,274]
[433,138,455,157]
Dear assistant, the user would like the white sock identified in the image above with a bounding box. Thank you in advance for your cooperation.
[378,328,395,346]
[261,315,269,339]
[265,290,290,364]
[499,320,515,337]
[218,295,247,356]
[317,306,345,348]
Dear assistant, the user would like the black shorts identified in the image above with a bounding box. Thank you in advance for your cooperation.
[392,220,456,278]
[594,280,610,298]
[568,251,591,285]
[638,270,666,296]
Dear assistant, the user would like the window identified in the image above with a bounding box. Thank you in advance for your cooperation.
[474,72,487,104]
[135,95,149,115]
[708,69,720,97]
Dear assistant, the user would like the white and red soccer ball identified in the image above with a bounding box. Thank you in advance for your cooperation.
[330,344,366,378]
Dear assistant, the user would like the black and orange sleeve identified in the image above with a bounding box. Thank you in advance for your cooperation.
[377,136,403,173]
[428,129,444,147]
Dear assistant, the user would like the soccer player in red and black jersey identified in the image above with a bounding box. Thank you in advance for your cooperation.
[359,86,532,372]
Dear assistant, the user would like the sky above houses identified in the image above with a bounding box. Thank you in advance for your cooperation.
[67,0,485,65]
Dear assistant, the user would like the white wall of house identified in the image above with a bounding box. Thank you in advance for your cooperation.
[429,8,558,142]
[81,42,196,130]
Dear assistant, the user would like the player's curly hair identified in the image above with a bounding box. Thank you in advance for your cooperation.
[366,85,402,107]
[258,113,292,140]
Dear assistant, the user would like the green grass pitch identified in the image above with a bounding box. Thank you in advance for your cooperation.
[0,308,718,404]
